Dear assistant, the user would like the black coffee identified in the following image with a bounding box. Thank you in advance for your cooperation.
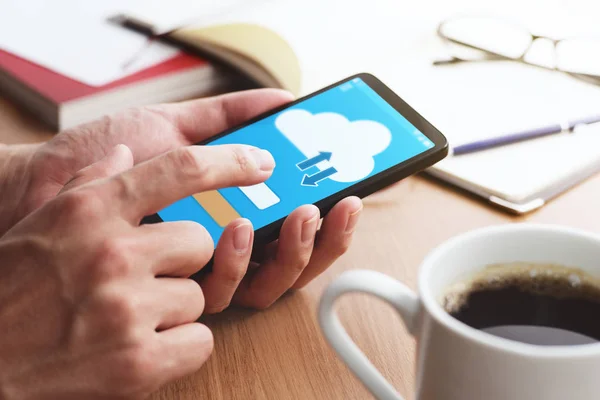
[443,263,600,346]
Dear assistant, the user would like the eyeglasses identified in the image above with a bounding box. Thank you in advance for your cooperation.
[435,16,600,82]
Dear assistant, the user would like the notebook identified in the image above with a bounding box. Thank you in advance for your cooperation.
[0,1,301,130]
[110,16,302,96]
[387,61,600,214]
[0,50,228,130]
[167,23,301,95]
[0,0,260,86]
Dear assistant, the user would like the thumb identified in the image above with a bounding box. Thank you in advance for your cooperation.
[61,144,134,193]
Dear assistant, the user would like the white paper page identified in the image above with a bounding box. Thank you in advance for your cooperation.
[126,0,600,205]
[123,0,600,95]
[387,61,600,202]
[153,0,426,95]
[436,124,600,202]
[133,0,600,204]
[129,0,260,34]
[388,62,600,146]
[0,0,185,86]
[0,0,268,86]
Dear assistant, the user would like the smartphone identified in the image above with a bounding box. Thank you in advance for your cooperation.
[143,73,448,245]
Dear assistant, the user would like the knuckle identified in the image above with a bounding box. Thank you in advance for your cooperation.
[18,236,50,255]
[139,104,173,124]
[121,345,158,382]
[108,343,160,395]
[218,263,246,285]
[58,189,104,220]
[29,144,62,179]
[96,290,139,330]
[181,221,214,267]
[289,254,311,273]
[109,174,136,203]
[93,114,116,135]
[93,237,133,280]
[183,220,212,241]
[230,146,253,174]
[68,169,87,183]
[171,147,207,179]
[205,301,230,314]
[125,105,148,121]
[250,297,275,311]
[186,278,205,309]
[332,241,350,258]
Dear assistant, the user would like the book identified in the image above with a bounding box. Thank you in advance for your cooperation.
[387,61,600,214]
[0,9,302,131]
[0,49,234,130]
[111,16,302,96]
[427,124,600,214]
[168,23,301,96]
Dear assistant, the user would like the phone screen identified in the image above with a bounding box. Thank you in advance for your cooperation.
[157,77,436,243]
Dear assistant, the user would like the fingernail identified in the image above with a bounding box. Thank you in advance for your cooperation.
[111,143,129,154]
[301,212,319,244]
[233,222,252,252]
[345,206,362,233]
[250,148,275,171]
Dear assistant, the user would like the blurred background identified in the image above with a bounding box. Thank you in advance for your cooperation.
[1,0,599,211]
[2,2,600,398]
[2,0,598,111]
[2,0,598,123]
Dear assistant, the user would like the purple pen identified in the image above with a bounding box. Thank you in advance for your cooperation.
[452,115,600,156]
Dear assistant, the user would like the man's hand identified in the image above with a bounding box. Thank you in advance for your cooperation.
[0,89,363,314]
[0,144,273,399]
[0,89,295,236]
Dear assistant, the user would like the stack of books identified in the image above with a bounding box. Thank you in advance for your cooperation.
[0,49,231,130]
[0,18,301,131]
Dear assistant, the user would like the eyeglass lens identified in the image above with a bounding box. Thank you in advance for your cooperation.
[439,16,600,77]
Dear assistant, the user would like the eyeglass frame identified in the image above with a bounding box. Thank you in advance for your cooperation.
[435,16,600,83]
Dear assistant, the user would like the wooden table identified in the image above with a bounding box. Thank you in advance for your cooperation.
[3,95,600,399]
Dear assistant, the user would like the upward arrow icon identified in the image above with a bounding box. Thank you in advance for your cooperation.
[296,151,333,171]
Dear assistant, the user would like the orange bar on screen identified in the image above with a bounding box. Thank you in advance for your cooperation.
[192,191,240,227]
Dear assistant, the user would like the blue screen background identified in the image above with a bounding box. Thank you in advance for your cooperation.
[158,78,433,243]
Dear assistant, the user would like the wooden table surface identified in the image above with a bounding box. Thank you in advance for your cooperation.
[3,95,600,399]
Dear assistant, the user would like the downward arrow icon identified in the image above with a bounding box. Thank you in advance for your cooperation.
[301,167,337,187]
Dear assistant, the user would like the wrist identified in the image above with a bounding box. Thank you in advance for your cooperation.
[0,144,42,234]
[0,143,40,191]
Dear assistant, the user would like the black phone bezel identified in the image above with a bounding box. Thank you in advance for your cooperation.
[143,72,449,245]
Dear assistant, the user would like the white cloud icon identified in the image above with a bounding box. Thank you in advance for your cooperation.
[275,109,392,183]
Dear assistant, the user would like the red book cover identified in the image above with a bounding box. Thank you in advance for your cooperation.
[0,49,207,104]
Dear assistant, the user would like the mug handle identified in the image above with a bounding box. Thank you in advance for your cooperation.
[319,270,420,400]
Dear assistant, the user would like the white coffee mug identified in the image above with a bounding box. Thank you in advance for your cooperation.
[319,224,600,400]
